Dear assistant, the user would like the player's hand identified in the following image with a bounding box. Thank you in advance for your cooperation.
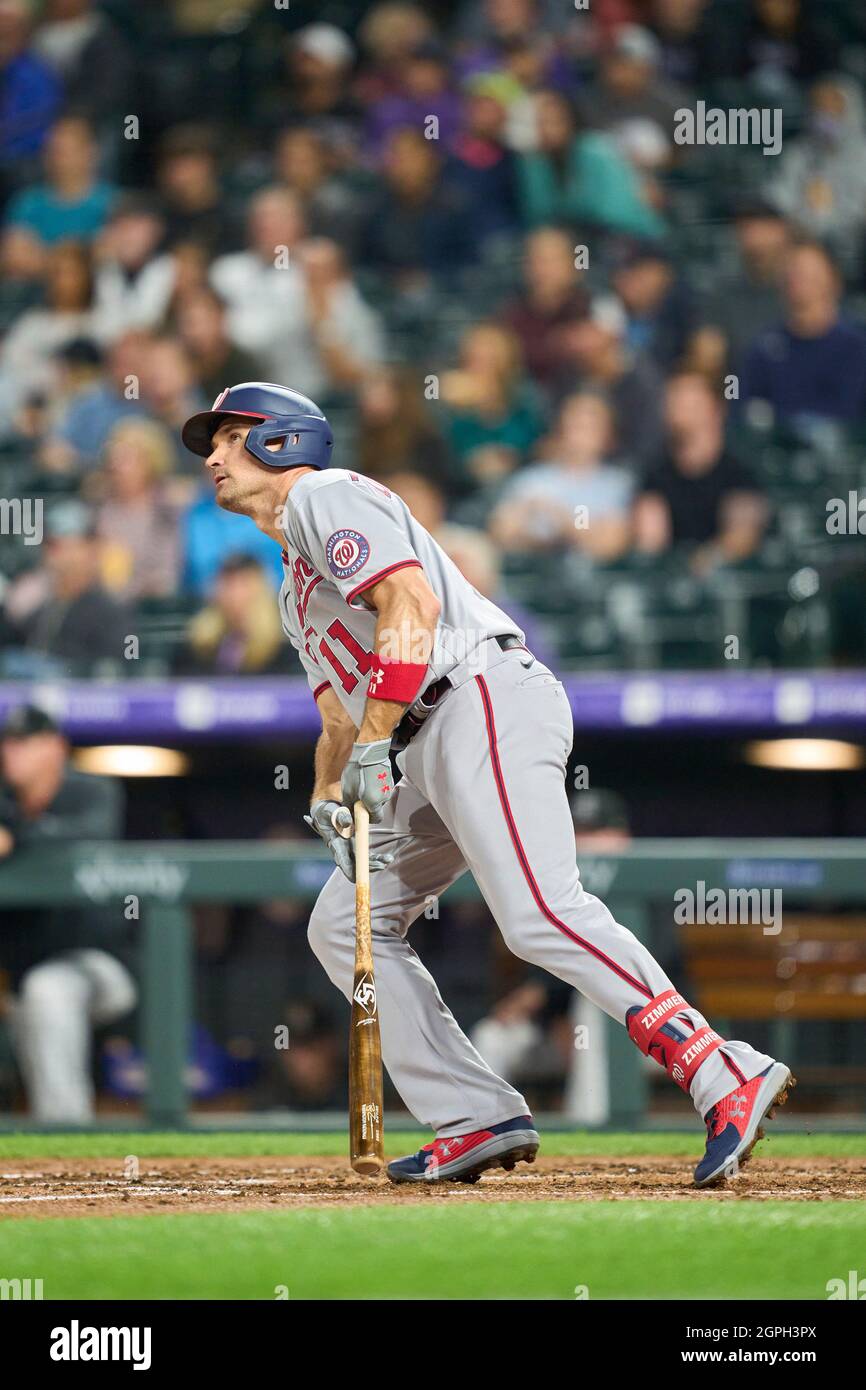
[303,798,395,883]
[340,740,394,822]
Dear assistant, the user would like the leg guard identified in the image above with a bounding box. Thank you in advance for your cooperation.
[627,989,724,1095]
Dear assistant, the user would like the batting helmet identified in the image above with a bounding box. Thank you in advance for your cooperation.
[182,382,334,470]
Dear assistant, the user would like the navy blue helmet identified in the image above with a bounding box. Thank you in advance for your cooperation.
[182,382,334,470]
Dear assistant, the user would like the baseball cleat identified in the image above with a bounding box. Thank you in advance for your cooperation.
[386,1114,539,1184]
[694,1061,794,1188]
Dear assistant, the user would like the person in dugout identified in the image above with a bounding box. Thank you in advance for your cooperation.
[0,704,136,1123]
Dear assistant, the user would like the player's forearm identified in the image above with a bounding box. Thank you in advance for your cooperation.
[312,723,357,804]
[357,586,440,744]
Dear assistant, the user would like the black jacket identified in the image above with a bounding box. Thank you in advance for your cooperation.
[0,769,129,984]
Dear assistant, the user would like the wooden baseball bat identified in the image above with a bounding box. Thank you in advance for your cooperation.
[348,801,384,1175]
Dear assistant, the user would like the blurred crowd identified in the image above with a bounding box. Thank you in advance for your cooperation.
[1,0,866,678]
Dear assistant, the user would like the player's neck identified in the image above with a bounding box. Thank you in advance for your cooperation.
[251,466,316,544]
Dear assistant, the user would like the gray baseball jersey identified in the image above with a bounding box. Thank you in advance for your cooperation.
[277,468,522,724]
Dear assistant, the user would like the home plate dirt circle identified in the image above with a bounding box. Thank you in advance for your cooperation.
[1,1155,864,1218]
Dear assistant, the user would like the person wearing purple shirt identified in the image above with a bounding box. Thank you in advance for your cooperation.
[365,39,463,158]
[739,241,866,423]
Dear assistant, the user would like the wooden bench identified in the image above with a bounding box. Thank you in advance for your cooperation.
[681,915,866,1097]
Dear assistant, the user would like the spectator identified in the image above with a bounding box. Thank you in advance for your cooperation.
[359,127,477,283]
[739,241,866,424]
[501,225,589,390]
[648,0,733,89]
[163,239,211,317]
[769,76,866,256]
[180,488,285,597]
[139,335,207,473]
[355,3,436,108]
[255,22,360,150]
[446,74,519,246]
[176,286,265,403]
[612,240,695,368]
[0,703,135,1124]
[366,38,462,158]
[578,24,687,140]
[490,390,633,557]
[3,115,115,279]
[634,372,767,574]
[472,37,570,154]
[174,554,297,677]
[355,366,456,487]
[380,470,446,534]
[94,419,182,600]
[155,124,239,255]
[440,321,544,491]
[696,200,792,375]
[91,194,175,342]
[552,294,666,471]
[210,186,306,358]
[0,0,61,189]
[731,0,841,85]
[2,498,133,674]
[272,126,366,256]
[267,237,385,401]
[517,89,666,240]
[269,1000,344,1110]
[32,0,133,136]
[453,0,566,58]
[41,329,151,473]
[31,333,102,439]
[0,240,101,398]
[435,521,556,668]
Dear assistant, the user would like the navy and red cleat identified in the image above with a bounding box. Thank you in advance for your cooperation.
[386,1115,539,1184]
[694,1062,794,1187]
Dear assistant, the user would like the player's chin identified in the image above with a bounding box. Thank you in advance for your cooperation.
[214,484,238,511]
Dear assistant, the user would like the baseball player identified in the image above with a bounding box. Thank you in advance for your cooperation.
[182,382,793,1186]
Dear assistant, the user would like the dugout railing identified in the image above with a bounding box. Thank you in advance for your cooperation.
[0,839,864,1128]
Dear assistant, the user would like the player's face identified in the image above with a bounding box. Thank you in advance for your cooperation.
[205,420,272,512]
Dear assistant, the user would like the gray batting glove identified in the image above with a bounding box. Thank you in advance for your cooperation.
[340,739,394,822]
[303,798,395,883]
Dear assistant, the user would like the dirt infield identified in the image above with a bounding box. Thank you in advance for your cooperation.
[1,1153,863,1218]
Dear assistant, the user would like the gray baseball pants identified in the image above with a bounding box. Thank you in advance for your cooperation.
[308,643,774,1134]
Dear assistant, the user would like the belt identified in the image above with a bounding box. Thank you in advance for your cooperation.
[392,635,528,749]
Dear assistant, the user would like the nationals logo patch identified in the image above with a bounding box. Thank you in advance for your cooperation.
[326,528,370,579]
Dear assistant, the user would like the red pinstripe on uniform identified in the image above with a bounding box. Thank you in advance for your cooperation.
[475,674,653,1000]
[475,672,745,1084]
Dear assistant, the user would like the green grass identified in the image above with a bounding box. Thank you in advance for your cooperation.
[1,1203,860,1299]
[0,1129,862,1160]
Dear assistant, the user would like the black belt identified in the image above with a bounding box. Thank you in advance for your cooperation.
[392,635,528,749]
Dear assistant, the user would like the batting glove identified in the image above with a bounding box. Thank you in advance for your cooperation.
[303,798,395,883]
[340,739,394,822]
